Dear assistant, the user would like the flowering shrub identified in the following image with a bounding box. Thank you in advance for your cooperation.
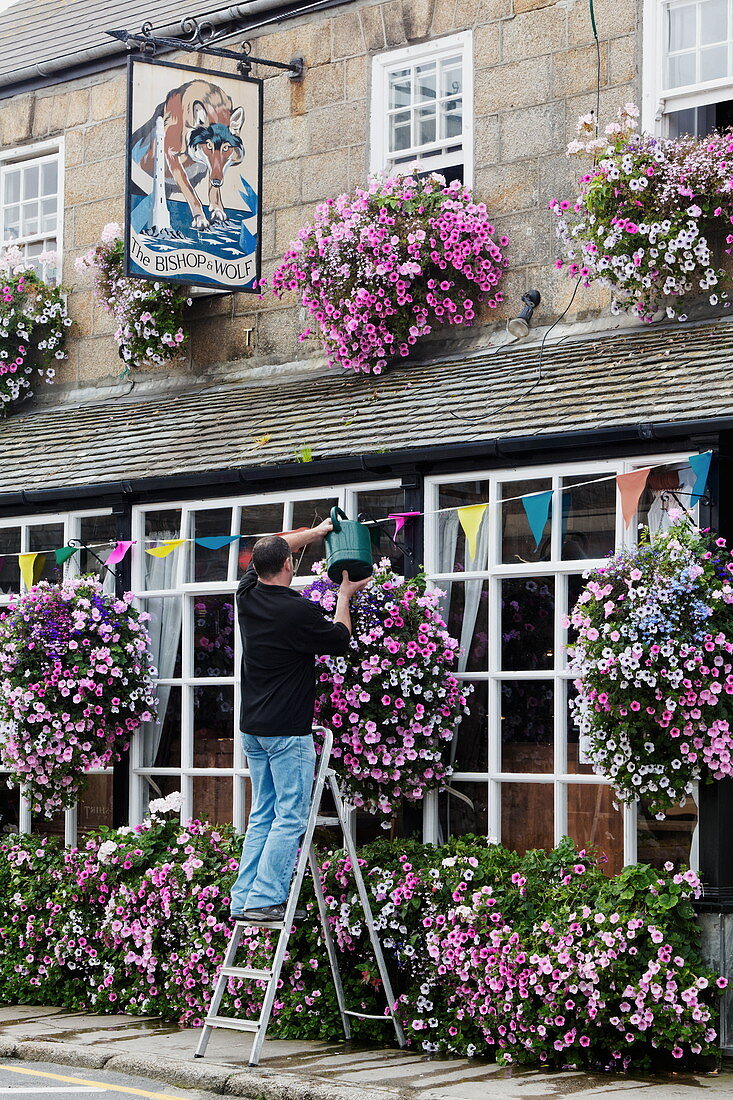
[268,173,508,375]
[550,103,733,321]
[0,247,70,414]
[0,576,157,816]
[75,223,189,369]
[567,519,733,815]
[301,560,471,820]
[0,812,724,1071]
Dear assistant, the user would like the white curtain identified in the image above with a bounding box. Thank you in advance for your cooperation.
[142,550,183,769]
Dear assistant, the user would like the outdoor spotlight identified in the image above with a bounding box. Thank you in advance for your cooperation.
[506,290,541,338]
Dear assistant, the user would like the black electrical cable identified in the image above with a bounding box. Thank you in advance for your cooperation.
[589,0,601,135]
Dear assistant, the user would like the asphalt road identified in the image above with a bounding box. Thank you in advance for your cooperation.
[0,1062,224,1100]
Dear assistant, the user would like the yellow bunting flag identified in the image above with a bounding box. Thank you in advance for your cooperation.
[18,552,45,589]
[145,539,186,559]
[457,504,487,561]
[617,468,651,528]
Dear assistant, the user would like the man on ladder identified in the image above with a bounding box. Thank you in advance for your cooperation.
[230,523,370,923]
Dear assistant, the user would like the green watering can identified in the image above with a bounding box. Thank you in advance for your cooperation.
[325,507,373,583]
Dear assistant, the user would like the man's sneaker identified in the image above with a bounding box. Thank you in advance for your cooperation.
[239,904,306,923]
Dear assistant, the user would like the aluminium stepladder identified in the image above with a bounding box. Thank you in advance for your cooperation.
[194,726,406,1066]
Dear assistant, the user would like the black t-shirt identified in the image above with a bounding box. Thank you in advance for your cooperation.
[237,565,351,736]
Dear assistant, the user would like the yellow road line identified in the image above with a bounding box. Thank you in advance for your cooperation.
[2,1064,192,1100]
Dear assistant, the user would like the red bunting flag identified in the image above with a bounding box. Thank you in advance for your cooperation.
[617,468,651,528]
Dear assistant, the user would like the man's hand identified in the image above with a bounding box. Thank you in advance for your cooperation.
[311,518,333,541]
[340,570,372,599]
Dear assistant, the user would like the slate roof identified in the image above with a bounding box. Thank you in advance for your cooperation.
[0,0,298,90]
[1,318,732,496]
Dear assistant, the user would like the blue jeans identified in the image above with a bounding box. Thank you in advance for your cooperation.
[230,733,316,913]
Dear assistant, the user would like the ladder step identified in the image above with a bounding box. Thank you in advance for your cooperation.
[316,815,339,825]
[221,966,272,980]
[205,1015,260,1032]
[233,918,285,929]
[343,1010,392,1021]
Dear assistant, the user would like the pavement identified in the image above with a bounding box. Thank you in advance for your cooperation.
[0,1005,731,1100]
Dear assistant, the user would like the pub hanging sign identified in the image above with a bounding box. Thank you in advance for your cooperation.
[124,56,262,292]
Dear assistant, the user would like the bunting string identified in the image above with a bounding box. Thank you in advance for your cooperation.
[0,452,713,583]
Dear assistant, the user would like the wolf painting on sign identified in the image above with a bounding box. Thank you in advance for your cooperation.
[133,80,245,230]
[126,58,260,292]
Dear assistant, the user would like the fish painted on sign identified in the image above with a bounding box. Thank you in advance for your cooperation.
[131,80,245,230]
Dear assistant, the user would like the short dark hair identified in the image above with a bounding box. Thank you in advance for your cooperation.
[251,535,292,579]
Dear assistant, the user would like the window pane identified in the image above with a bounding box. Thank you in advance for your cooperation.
[238,502,285,577]
[41,159,58,197]
[417,107,436,145]
[22,164,39,201]
[415,62,436,102]
[190,507,232,583]
[438,780,488,839]
[389,111,411,152]
[442,102,463,140]
[501,478,552,564]
[637,794,698,869]
[566,783,624,876]
[192,594,235,678]
[29,523,65,583]
[79,514,118,588]
[291,497,338,576]
[142,596,182,680]
[441,58,462,97]
[142,685,181,769]
[0,785,19,832]
[668,51,697,86]
[193,775,233,825]
[701,42,728,78]
[193,684,234,767]
[437,481,489,571]
[0,526,20,595]
[32,810,65,838]
[3,204,19,237]
[388,68,411,109]
[3,169,19,204]
[141,774,182,815]
[355,487,405,573]
[701,0,728,44]
[435,579,488,674]
[77,773,114,837]
[669,3,697,52]
[561,474,616,560]
[41,196,57,234]
[447,678,487,771]
[501,782,554,853]
[144,508,182,588]
[21,202,38,236]
[501,680,554,773]
[501,577,554,671]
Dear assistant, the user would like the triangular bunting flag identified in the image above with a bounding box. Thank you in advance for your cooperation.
[617,468,651,528]
[457,504,487,560]
[521,490,553,549]
[145,539,186,558]
[19,552,45,589]
[106,541,133,566]
[388,512,421,536]
[195,536,241,550]
[54,546,78,566]
[688,452,712,504]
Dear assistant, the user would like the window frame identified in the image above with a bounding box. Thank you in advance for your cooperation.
[0,137,64,281]
[369,30,474,186]
[423,452,701,872]
[642,0,733,132]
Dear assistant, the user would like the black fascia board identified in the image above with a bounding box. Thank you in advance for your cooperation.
[0,415,727,516]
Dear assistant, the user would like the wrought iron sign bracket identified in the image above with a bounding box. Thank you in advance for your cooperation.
[107,19,305,81]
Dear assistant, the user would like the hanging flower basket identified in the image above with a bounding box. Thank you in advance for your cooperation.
[0,248,70,416]
[567,518,733,815]
[550,103,733,321]
[268,173,509,374]
[301,560,472,820]
[0,576,158,817]
[76,223,190,370]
